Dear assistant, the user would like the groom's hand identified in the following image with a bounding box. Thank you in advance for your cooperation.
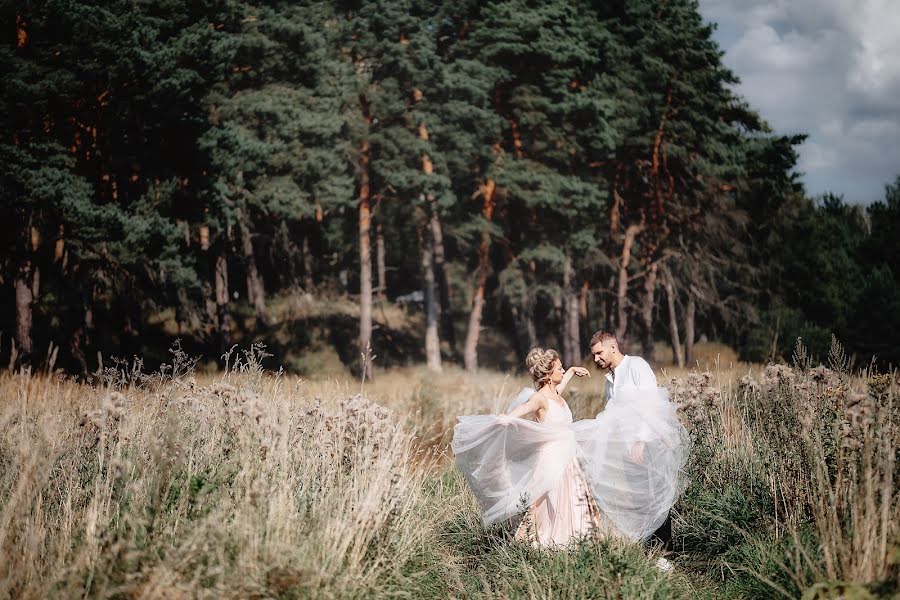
[570,367,590,378]
[629,442,646,464]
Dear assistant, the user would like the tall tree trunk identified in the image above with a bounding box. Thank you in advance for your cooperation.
[70,286,94,373]
[429,201,455,353]
[84,284,95,347]
[524,297,538,349]
[358,138,374,380]
[562,255,581,366]
[235,206,268,327]
[71,326,88,374]
[663,273,684,368]
[685,294,696,366]
[215,250,231,356]
[302,231,314,292]
[615,224,643,344]
[376,219,386,300]
[579,279,591,352]
[605,163,623,333]
[15,257,34,361]
[640,262,658,361]
[16,13,28,48]
[174,287,193,334]
[419,118,454,356]
[603,274,615,330]
[463,178,495,372]
[650,79,674,218]
[505,302,530,359]
[419,219,442,372]
[54,225,65,262]
[31,265,40,303]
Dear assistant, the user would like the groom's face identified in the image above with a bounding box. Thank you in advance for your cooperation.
[591,341,615,370]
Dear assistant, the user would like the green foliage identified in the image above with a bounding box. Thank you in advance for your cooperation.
[740,188,900,364]
[719,528,823,600]
[669,346,900,599]
[440,511,706,598]
[1,0,896,373]
[1,0,226,363]
[676,484,768,558]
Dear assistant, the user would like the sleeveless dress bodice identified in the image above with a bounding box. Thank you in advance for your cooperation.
[540,396,573,425]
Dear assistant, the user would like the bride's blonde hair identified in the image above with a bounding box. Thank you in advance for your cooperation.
[525,347,560,389]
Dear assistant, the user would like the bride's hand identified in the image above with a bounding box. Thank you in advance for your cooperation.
[497,414,513,426]
[569,367,590,378]
[629,441,647,464]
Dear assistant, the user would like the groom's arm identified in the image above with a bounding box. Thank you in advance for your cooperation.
[630,357,658,388]
[628,358,659,457]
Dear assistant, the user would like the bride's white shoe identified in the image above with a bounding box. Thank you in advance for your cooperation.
[655,556,674,573]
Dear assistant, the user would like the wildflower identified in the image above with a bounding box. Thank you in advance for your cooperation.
[211,383,239,406]
[738,374,760,396]
[249,477,266,507]
[844,391,875,429]
[867,373,892,397]
[808,366,837,385]
[762,364,794,386]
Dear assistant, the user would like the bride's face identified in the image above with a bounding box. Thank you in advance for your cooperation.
[549,360,565,385]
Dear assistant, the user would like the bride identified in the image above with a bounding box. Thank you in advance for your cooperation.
[452,347,688,548]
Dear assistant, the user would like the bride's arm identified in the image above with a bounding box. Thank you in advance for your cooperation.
[556,367,590,395]
[506,393,545,419]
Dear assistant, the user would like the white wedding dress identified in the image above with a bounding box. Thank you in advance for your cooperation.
[451,387,689,546]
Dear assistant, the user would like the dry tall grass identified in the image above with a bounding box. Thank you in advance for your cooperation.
[670,338,899,597]
[0,346,448,598]
[1,339,897,599]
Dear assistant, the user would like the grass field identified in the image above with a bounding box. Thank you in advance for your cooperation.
[0,339,897,598]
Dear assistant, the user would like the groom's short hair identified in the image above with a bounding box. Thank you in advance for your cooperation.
[590,331,618,348]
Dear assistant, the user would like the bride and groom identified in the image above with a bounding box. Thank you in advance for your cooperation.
[452,331,688,554]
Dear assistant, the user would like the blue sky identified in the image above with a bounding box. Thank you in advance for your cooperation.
[697,0,900,204]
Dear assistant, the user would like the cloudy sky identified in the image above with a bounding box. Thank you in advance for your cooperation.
[697,0,900,204]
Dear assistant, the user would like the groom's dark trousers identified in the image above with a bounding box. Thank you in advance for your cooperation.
[648,514,672,551]
[624,439,673,552]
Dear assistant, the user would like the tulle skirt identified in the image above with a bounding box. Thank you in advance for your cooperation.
[513,457,604,547]
[451,388,689,545]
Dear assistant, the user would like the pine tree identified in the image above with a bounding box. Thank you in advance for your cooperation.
[430,1,505,370]
[200,2,355,346]
[1,1,218,368]
[449,0,614,364]
[341,0,452,372]
[4,0,883,373]
[592,0,773,358]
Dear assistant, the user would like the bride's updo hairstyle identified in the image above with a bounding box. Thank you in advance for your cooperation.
[525,347,560,389]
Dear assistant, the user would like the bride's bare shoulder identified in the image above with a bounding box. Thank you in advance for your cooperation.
[531,389,549,407]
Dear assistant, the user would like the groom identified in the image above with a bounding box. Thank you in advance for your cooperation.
[589,330,673,553]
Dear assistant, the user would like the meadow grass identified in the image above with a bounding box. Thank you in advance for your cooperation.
[0,339,897,598]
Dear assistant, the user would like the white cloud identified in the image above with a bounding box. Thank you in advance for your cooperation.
[698,0,900,203]
[799,140,840,171]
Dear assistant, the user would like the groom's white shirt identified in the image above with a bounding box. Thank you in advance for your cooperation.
[604,355,657,443]
[604,355,657,402]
